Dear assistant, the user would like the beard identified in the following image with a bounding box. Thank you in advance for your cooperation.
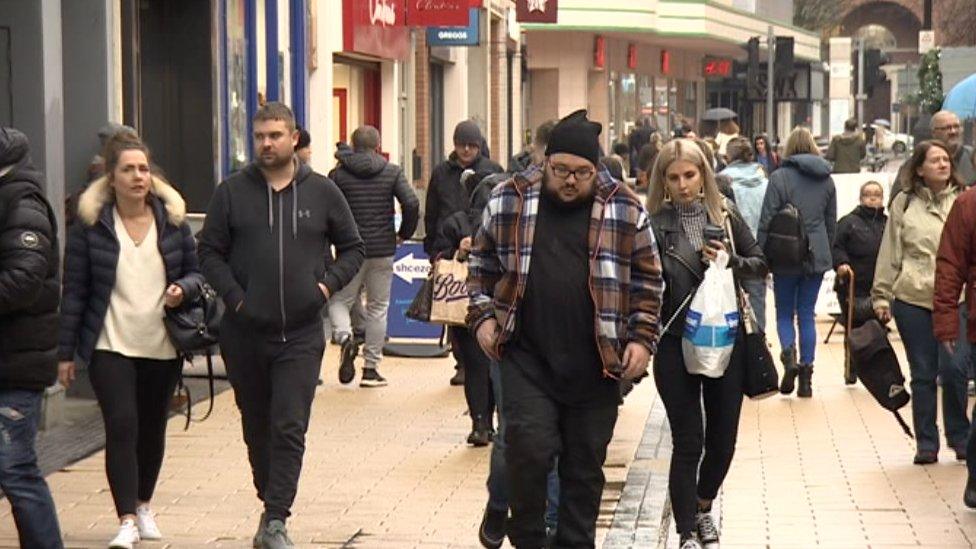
[541,172,595,209]
[257,149,294,170]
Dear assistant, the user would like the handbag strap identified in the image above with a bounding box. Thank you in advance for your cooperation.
[723,213,759,335]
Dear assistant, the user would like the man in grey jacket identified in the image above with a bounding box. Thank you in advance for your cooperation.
[328,126,419,387]
[931,111,975,187]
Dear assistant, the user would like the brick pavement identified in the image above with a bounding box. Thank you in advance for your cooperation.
[651,316,976,548]
[0,345,655,548]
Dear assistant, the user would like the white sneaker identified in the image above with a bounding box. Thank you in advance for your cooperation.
[108,518,140,549]
[136,505,163,540]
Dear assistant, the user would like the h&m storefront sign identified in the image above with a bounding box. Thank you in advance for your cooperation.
[426,8,480,46]
[342,0,410,60]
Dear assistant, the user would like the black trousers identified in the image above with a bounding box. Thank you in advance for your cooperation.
[653,334,744,535]
[500,353,618,548]
[450,326,494,424]
[219,317,324,523]
[89,350,182,517]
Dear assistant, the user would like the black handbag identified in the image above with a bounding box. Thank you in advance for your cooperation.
[163,281,224,430]
[725,216,779,399]
[163,281,223,354]
[406,274,434,322]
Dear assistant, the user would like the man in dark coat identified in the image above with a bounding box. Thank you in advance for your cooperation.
[826,118,866,174]
[198,103,364,549]
[326,125,419,388]
[0,127,64,548]
[423,120,502,258]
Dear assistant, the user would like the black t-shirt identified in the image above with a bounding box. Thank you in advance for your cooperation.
[511,190,619,407]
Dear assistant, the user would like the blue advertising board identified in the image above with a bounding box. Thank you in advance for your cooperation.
[387,241,443,340]
[426,8,480,47]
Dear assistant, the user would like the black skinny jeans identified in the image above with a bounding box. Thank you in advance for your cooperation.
[450,327,494,424]
[89,351,182,517]
[653,334,744,536]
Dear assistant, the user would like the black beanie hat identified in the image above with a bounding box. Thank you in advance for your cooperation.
[453,120,483,146]
[545,109,602,167]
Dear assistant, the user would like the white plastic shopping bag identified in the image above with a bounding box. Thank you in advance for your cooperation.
[682,250,740,378]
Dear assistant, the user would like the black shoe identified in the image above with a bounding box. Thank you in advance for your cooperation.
[478,508,506,548]
[338,334,358,385]
[260,519,294,549]
[467,415,492,447]
[797,364,813,398]
[544,527,557,548]
[965,476,976,508]
[450,366,465,386]
[954,444,968,461]
[360,368,388,388]
[779,347,798,395]
[695,512,719,545]
[913,450,938,465]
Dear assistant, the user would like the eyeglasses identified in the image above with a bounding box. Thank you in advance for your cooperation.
[550,164,595,180]
[934,124,962,132]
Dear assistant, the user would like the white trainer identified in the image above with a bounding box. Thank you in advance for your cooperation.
[136,505,163,540]
[108,518,140,549]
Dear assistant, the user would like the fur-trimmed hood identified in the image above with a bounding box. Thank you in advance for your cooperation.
[76,176,186,227]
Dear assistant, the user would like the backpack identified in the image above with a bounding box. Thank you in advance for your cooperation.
[763,200,809,272]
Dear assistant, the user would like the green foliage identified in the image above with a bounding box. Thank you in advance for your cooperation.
[917,49,944,114]
[793,0,844,32]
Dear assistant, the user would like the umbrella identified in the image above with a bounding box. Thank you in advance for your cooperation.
[702,108,737,121]
[872,119,891,128]
[944,73,976,119]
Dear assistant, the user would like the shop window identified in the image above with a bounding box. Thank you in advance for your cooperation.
[226,0,249,173]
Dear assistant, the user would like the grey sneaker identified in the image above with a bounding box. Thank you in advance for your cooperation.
[260,519,294,549]
[695,512,719,545]
[252,512,266,548]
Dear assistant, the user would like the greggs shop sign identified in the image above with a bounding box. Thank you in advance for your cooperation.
[342,0,410,60]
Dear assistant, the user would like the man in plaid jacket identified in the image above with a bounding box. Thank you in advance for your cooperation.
[466,110,664,548]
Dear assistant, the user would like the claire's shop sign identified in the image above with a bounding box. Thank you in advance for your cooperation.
[427,8,480,46]
[343,0,410,60]
[407,0,470,26]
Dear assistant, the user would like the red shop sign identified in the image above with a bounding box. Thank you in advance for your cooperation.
[407,0,470,26]
[627,44,637,69]
[342,0,410,60]
[516,0,558,23]
[594,36,605,69]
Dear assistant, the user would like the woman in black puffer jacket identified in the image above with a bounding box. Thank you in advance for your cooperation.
[58,132,203,548]
[832,181,886,329]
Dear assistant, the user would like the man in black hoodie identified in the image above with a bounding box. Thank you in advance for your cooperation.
[327,125,419,387]
[198,103,364,549]
[0,128,64,549]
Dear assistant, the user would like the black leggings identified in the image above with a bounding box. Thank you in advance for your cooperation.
[450,327,494,423]
[89,351,181,517]
[653,334,744,536]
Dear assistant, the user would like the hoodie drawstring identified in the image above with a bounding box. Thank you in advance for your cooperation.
[292,183,298,239]
[266,184,274,234]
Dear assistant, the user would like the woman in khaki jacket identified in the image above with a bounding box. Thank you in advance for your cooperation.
[872,140,970,465]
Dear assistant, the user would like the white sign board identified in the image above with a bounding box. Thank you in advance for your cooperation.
[829,98,851,137]
[919,30,935,54]
[830,62,852,79]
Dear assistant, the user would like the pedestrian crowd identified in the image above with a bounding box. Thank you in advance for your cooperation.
[0,102,975,549]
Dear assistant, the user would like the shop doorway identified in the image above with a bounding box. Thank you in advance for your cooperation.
[122,0,215,212]
[333,57,381,152]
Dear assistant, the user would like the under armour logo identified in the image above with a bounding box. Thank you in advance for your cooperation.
[297,209,311,219]
[527,0,547,12]
[889,385,905,398]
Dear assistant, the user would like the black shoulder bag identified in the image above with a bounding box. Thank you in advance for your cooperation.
[163,281,225,429]
[725,215,779,399]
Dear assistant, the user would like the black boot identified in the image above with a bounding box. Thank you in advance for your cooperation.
[779,346,798,395]
[964,476,976,508]
[797,364,813,398]
[467,415,492,447]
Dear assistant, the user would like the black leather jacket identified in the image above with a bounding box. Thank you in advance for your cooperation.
[651,203,768,338]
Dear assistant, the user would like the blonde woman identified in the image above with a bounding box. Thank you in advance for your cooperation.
[757,126,836,398]
[647,139,767,549]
